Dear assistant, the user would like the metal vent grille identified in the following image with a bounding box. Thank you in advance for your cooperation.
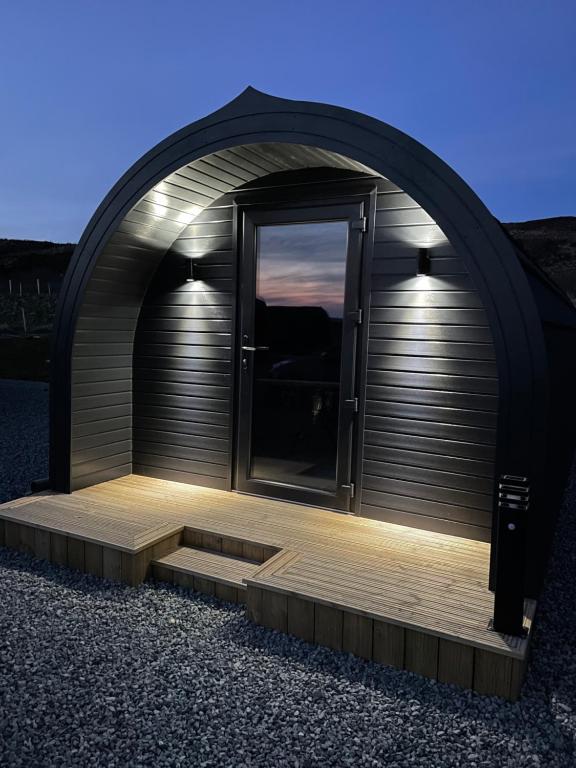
[498,475,530,527]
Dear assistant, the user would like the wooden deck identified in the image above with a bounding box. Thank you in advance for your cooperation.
[0,475,535,700]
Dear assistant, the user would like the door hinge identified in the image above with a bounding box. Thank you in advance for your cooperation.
[349,308,363,325]
[344,397,359,413]
[351,216,367,232]
[342,482,356,499]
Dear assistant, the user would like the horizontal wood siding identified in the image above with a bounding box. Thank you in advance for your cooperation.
[129,164,374,493]
[70,145,498,540]
[69,145,370,491]
[69,234,165,490]
[69,164,226,489]
[132,200,235,489]
[360,182,498,539]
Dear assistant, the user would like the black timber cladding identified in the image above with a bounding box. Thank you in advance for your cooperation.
[363,185,497,538]
[67,144,373,491]
[51,89,554,592]
[131,168,498,539]
[132,200,235,489]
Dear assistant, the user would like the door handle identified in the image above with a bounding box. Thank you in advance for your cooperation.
[241,345,269,352]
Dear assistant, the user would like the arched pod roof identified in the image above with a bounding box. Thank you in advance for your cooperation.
[50,87,548,498]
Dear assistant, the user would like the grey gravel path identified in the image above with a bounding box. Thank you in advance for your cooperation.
[0,380,575,767]
[0,379,48,503]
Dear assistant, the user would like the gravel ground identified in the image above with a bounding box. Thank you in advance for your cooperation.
[0,381,575,766]
[0,379,48,503]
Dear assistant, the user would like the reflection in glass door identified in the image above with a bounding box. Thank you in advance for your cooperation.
[236,204,364,511]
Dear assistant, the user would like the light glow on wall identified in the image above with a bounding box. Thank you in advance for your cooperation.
[146,184,204,228]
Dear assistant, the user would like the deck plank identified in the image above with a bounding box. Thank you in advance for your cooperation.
[438,639,474,689]
[261,590,288,632]
[343,613,373,660]
[34,528,51,560]
[373,620,405,668]
[0,474,534,665]
[473,649,513,698]
[287,596,315,643]
[315,604,343,651]
[85,542,103,577]
[51,533,68,566]
[405,629,439,678]
[153,546,260,587]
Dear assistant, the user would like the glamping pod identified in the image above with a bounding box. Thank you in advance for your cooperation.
[3,89,575,699]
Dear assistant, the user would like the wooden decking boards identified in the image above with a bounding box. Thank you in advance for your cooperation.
[245,549,533,657]
[153,546,261,588]
[0,494,183,552]
[0,475,536,700]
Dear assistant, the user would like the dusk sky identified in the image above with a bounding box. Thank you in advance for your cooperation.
[257,222,348,318]
[0,1,574,242]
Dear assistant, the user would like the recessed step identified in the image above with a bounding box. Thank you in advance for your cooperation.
[151,546,262,603]
[182,528,279,564]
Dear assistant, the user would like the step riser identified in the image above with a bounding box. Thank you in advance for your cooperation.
[182,528,279,564]
[151,563,246,604]
[246,585,525,701]
[2,520,181,587]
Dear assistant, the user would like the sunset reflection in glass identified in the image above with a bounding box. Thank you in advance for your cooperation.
[249,220,349,491]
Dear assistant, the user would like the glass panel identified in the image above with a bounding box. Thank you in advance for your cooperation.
[249,221,348,492]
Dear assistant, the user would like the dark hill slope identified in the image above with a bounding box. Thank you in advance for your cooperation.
[0,218,575,303]
[0,239,74,277]
[503,217,576,305]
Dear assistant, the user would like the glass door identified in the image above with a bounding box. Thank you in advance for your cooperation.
[235,203,365,511]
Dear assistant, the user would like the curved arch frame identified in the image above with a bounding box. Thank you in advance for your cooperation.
[51,89,549,567]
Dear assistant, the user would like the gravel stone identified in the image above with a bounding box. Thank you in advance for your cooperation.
[0,380,575,766]
[0,379,48,503]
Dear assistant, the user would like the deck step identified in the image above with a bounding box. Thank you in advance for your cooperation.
[151,546,262,603]
[182,527,279,564]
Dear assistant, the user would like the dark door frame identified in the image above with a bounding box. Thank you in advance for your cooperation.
[231,180,377,513]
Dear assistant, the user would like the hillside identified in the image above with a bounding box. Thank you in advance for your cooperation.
[0,220,573,381]
[0,239,74,276]
[503,217,576,305]
[0,217,575,303]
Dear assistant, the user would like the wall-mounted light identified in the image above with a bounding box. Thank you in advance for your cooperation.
[417,248,431,277]
[186,260,196,282]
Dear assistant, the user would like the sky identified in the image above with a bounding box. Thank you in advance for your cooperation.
[258,222,349,317]
[0,0,574,242]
